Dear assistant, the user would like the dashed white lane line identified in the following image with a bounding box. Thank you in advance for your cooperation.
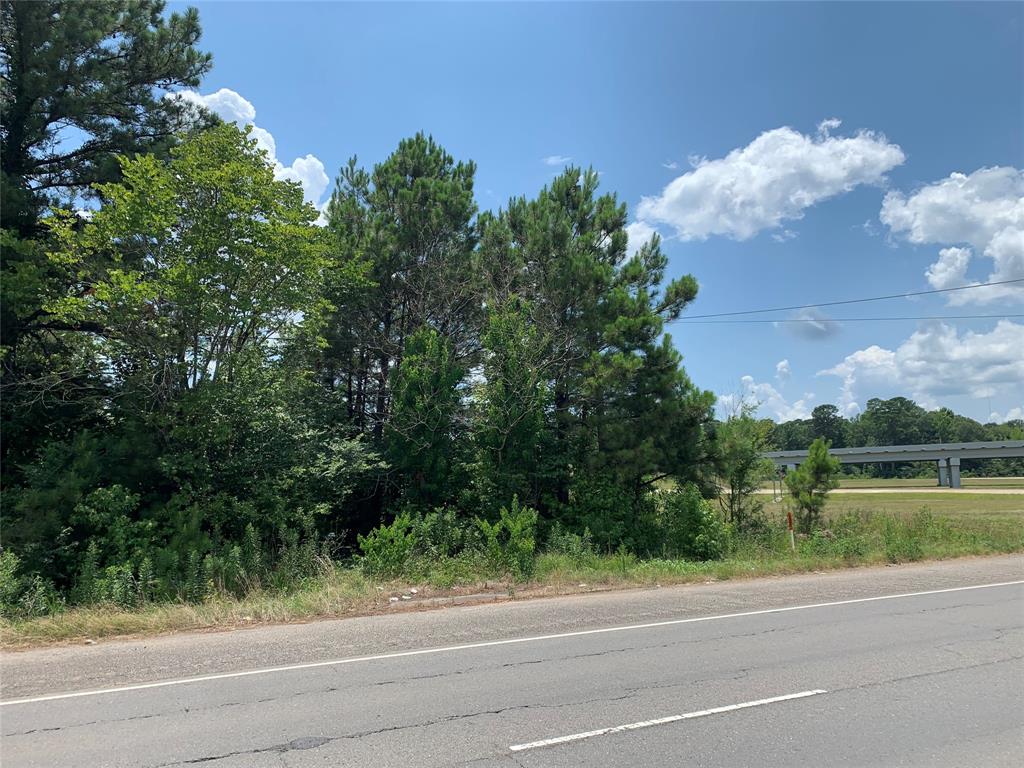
[2,580,1019,707]
[509,689,829,751]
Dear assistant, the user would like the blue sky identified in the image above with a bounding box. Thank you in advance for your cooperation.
[172,1,1023,423]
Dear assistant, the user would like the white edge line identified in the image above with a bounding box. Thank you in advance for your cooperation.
[509,689,828,751]
[2,580,1020,707]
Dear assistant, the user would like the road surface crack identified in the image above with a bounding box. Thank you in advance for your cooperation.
[2,711,162,738]
[150,691,641,766]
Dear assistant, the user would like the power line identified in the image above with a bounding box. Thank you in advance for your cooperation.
[673,278,1024,320]
[675,314,1024,325]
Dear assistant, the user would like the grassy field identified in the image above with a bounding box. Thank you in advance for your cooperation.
[3,491,1021,648]
[840,476,1024,489]
[758,491,1024,517]
[763,476,1024,490]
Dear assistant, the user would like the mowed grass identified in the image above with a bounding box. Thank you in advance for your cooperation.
[767,491,1024,518]
[837,476,1024,489]
[3,491,1021,649]
[763,476,1024,490]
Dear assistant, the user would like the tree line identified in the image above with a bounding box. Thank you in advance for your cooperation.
[769,398,1024,476]
[2,2,722,613]
[2,4,1017,616]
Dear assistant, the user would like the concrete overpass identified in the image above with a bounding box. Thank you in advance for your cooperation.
[764,440,1024,489]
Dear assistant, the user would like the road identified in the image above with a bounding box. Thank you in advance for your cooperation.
[2,556,1022,767]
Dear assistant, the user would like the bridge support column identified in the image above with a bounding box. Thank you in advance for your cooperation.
[948,457,961,489]
[937,460,949,487]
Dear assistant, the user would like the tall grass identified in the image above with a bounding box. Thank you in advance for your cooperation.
[3,507,1021,648]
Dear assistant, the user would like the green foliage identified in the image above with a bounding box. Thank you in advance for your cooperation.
[357,513,417,578]
[474,297,550,511]
[45,124,332,403]
[660,484,729,561]
[414,508,476,560]
[475,497,539,580]
[1,1,213,493]
[882,513,929,563]
[713,407,775,530]
[387,328,466,507]
[545,524,596,566]
[1,550,65,619]
[478,167,713,511]
[785,438,841,533]
[322,132,478,445]
[1,0,212,232]
[565,476,656,554]
[810,404,848,448]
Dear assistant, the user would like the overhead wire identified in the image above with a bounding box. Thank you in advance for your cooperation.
[671,278,1024,321]
[676,314,1023,325]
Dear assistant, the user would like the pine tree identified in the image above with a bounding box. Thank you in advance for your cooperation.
[785,438,841,533]
[386,328,466,508]
[323,134,478,439]
[474,298,551,511]
[478,168,714,513]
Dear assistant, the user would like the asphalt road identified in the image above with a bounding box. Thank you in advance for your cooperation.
[2,557,1022,767]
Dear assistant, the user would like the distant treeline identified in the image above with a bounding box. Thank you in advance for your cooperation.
[767,397,1024,477]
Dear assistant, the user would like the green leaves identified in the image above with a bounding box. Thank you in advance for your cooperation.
[47,124,330,399]
[785,438,841,533]
[387,328,466,508]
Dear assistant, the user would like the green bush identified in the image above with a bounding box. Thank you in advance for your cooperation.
[414,507,476,559]
[476,497,538,580]
[1,550,66,619]
[565,477,633,552]
[661,484,728,561]
[357,512,417,577]
[16,575,65,617]
[0,550,22,615]
[545,523,595,566]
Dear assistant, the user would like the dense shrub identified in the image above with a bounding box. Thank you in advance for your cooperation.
[0,550,64,619]
[660,484,729,561]
[415,507,478,560]
[357,512,417,577]
[545,524,596,566]
[477,497,539,580]
[566,477,660,554]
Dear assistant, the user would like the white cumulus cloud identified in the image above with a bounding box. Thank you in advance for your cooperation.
[880,166,1024,304]
[542,155,572,166]
[718,375,813,422]
[775,359,791,380]
[819,320,1024,414]
[167,88,329,208]
[989,406,1023,424]
[635,119,905,241]
[625,220,659,256]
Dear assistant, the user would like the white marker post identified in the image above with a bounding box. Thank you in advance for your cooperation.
[787,509,796,552]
